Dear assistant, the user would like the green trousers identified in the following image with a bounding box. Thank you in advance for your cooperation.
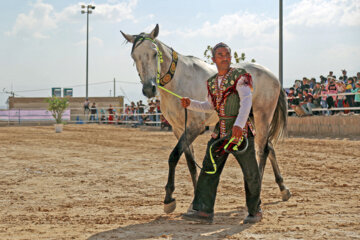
[192,136,261,215]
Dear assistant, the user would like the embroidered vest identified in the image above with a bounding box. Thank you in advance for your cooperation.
[207,68,255,138]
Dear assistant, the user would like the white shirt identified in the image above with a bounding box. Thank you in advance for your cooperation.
[187,75,252,128]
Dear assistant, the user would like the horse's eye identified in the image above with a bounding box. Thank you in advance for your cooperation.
[153,53,157,58]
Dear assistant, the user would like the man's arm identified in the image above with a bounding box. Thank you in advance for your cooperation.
[232,80,252,140]
[181,96,215,113]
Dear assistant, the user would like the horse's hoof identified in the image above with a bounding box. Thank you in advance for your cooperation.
[281,188,291,201]
[164,199,176,214]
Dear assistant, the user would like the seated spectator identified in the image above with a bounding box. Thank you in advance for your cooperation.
[320,84,330,115]
[287,87,297,116]
[336,80,346,112]
[294,80,302,96]
[309,78,316,90]
[289,92,307,117]
[312,83,322,108]
[326,77,337,114]
[302,77,310,91]
[302,89,316,115]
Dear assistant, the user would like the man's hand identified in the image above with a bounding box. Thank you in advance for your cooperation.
[231,125,243,142]
[181,97,191,108]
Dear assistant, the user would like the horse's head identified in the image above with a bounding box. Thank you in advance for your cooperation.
[121,24,160,98]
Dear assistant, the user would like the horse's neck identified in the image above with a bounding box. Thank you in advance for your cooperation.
[156,40,173,77]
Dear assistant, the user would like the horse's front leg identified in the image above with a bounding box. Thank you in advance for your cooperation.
[164,138,183,213]
[164,127,201,214]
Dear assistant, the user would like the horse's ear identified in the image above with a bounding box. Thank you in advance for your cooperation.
[120,31,135,43]
[150,24,159,39]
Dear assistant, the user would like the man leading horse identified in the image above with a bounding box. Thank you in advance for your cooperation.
[181,42,262,224]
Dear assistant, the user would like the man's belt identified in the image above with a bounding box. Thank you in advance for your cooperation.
[218,115,237,120]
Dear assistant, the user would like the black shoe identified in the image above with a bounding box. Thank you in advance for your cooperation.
[182,211,214,223]
[243,211,263,224]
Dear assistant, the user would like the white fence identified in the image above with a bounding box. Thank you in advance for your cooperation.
[1,91,359,126]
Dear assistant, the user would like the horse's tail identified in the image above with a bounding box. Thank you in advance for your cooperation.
[268,88,288,145]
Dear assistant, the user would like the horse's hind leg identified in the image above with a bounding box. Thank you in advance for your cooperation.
[184,144,197,191]
[267,142,291,201]
[184,144,197,212]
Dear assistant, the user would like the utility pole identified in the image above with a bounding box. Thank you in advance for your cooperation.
[113,78,116,97]
[81,4,95,100]
[279,0,283,87]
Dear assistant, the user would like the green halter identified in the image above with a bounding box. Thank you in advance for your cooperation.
[136,37,182,99]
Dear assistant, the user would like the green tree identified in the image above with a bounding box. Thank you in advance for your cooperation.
[204,45,256,65]
[46,97,69,124]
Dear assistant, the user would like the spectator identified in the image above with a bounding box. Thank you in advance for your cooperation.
[287,87,297,116]
[312,83,322,109]
[328,71,335,79]
[148,100,156,123]
[156,99,161,126]
[341,69,348,83]
[345,78,355,108]
[309,78,316,90]
[89,102,97,123]
[336,81,346,113]
[83,98,90,114]
[108,104,115,124]
[326,77,337,114]
[302,89,316,115]
[289,92,307,117]
[137,100,145,125]
[351,82,360,113]
[302,77,310,90]
[320,84,330,115]
[294,80,302,96]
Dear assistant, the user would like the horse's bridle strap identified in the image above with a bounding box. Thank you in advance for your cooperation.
[135,37,177,87]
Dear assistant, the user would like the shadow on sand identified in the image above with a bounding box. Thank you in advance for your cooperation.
[87,207,254,240]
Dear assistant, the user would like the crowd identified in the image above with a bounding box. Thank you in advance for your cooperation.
[287,70,360,116]
[83,99,172,130]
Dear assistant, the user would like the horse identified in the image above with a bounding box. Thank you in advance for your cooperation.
[121,24,291,214]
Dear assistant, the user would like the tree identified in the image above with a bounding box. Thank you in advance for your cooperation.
[46,97,69,124]
[204,45,256,65]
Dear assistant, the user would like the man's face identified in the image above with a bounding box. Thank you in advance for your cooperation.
[212,47,231,72]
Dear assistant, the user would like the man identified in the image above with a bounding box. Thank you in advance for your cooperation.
[89,102,97,123]
[312,82,322,108]
[180,42,262,224]
[341,69,348,83]
[287,87,297,116]
[301,77,310,91]
[291,92,307,117]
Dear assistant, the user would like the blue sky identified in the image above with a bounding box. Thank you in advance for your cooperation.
[0,0,359,108]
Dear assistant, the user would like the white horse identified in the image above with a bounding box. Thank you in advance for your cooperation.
[121,24,291,213]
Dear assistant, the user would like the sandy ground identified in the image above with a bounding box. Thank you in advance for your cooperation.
[0,124,359,240]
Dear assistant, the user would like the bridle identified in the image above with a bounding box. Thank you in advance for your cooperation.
[132,36,181,97]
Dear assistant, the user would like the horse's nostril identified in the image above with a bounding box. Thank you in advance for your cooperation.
[142,89,146,95]
[152,85,156,93]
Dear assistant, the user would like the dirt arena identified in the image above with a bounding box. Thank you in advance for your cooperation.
[0,124,359,240]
